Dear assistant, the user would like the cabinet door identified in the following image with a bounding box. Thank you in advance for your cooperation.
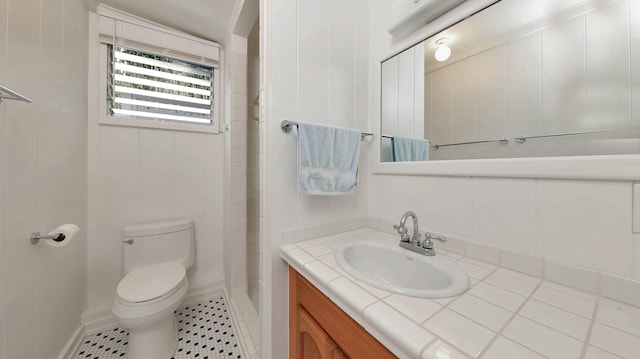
[332,348,348,359]
[297,306,339,359]
[289,268,395,359]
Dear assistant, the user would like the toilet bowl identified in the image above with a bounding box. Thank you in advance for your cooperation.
[111,262,188,358]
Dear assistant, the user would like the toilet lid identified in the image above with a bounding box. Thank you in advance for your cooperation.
[117,262,186,303]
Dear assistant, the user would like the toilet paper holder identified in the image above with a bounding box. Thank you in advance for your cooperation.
[30,231,65,245]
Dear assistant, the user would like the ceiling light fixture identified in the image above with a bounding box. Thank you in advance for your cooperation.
[434,38,451,62]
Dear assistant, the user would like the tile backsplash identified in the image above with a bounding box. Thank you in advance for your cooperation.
[367,216,640,308]
[285,215,640,308]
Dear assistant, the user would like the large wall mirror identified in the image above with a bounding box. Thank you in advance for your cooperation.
[381,0,640,163]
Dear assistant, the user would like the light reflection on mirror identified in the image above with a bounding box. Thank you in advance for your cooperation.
[381,0,640,162]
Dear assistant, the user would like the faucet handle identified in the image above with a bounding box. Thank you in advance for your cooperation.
[393,224,407,235]
[394,225,411,242]
[424,232,446,244]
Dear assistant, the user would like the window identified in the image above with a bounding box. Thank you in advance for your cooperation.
[108,46,214,125]
[97,7,221,132]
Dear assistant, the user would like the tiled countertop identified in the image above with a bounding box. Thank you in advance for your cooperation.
[280,228,640,359]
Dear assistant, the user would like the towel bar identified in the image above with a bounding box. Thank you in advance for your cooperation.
[281,120,374,140]
[0,85,32,103]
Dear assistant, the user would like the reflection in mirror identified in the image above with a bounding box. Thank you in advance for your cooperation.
[381,0,640,162]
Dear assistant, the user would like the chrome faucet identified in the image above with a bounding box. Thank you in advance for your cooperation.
[393,211,420,244]
[394,211,447,256]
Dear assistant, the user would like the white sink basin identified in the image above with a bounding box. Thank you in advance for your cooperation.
[336,239,470,298]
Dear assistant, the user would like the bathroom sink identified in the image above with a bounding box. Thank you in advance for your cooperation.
[336,239,469,298]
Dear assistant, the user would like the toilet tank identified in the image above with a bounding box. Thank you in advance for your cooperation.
[122,219,195,273]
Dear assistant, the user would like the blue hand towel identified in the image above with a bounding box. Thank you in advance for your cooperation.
[297,122,361,195]
[391,136,429,161]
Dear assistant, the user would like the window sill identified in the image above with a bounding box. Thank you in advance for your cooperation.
[99,116,221,134]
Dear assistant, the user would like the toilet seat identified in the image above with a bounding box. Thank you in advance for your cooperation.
[117,262,186,303]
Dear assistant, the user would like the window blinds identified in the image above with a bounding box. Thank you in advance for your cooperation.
[109,46,214,124]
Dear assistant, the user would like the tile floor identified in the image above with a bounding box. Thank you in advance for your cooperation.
[76,295,242,358]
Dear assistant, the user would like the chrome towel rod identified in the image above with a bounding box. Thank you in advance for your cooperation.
[280,120,374,140]
[0,85,32,103]
[515,129,621,143]
[432,138,509,150]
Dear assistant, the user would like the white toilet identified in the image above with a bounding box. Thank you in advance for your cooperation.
[111,219,195,359]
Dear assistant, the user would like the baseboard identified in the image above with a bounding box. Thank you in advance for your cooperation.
[81,279,226,335]
[57,325,86,359]
[225,290,252,359]
[80,306,120,335]
[181,279,225,305]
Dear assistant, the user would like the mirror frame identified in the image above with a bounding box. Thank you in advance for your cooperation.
[372,0,640,180]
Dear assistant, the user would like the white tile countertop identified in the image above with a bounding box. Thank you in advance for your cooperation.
[280,228,640,359]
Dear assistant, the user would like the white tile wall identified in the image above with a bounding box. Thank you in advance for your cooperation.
[263,0,370,356]
[472,178,536,253]
[227,33,251,299]
[89,123,224,311]
[425,176,473,239]
[0,0,88,357]
[537,179,632,277]
[369,174,638,282]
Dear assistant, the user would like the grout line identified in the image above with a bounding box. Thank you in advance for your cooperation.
[579,299,599,359]
[532,285,596,320]
[476,279,545,358]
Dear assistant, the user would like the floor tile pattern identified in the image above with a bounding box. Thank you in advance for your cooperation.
[76,295,241,358]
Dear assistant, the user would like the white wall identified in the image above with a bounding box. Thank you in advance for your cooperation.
[369,176,637,278]
[0,0,88,357]
[262,0,370,357]
[86,13,225,317]
[368,0,640,282]
[86,126,225,312]
[224,33,250,296]
[247,21,261,312]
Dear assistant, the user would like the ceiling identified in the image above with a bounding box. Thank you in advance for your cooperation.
[99,0,240,43]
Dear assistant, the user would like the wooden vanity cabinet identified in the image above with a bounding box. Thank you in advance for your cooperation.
[289,267,396,359]
[297,307,347,359]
